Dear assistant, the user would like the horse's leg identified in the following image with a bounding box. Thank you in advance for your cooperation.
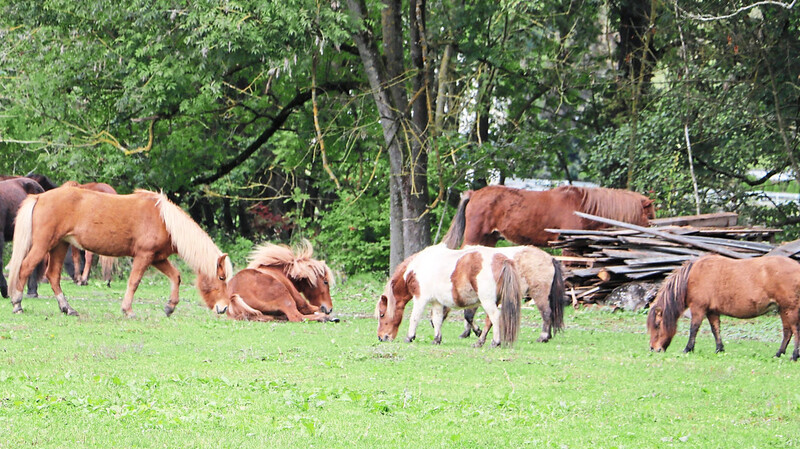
[405,298,428,343]
[534,294,553,343]
[0,235,6,298]
[430,303,445,345]
[11,243,56,314]
[683,308,706,353]
[70,246,82,283]
[46,243,78,316]
[121,256,153,318]
[79,251,94,285]
[152,259,181,317]
[792,321,800,362]
[480,300,503,348]
[474,316,492,348]
[707,313,724,353]
[777,308,798,358]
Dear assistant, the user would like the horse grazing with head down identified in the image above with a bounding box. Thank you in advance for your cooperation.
[61,180,118,286]
[6,185,232,317]
[0,177,45,298]
[376,244,523,347]
[443,185,655,248]
[648,255,800,360]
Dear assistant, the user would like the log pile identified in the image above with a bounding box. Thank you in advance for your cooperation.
[550,212,796,305]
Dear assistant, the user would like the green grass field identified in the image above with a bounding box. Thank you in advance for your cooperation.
[1,269,799,448]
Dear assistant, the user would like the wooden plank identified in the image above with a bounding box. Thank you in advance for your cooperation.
[604,264,682,274]
[624,255,693,266]
[626,270,666,280]
[650,212,738,228]
[574,212,752,259]
[765,239,800,257]
[601,248,683,259]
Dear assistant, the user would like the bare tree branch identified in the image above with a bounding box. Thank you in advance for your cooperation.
[679,0,796,22]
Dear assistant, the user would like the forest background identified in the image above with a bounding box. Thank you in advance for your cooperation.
[1,0,798,275]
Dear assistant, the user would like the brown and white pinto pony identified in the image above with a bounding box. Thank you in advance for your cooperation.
[61,181,118,286]
[377,244,523,347]
[648,255,800,361]
[6,186,232,317]
[442,185,655,248]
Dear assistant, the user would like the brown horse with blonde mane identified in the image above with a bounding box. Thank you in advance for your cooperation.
[201,240,336,322]
[6,185,232,317]
[443,185,655,248]
[61,180,118,286]
[648,255,800,361]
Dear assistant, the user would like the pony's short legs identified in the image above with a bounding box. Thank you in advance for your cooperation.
[405,298,428,343]
[70,246,83,283]
[707,313,724,353]
[534,298,553,343]
[79,251,94,285]
[152,259,181,317]
[458,306,482,338]
[777,308,798,358]
[480,300,503,348]
[683,308,706,353]
[293,295,319,315]
[46,243,77,316]
[475,316,492,347]
[792,322,799,362]
[121,256,153,318]
[430,303,445,345]
[11,242,56,314]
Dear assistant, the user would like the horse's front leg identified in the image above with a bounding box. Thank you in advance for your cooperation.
[683,309,706,353]
[776,308,796,358]
[707,313,724,353]
[405,298,427,343]
[792,322,800,362]
[430,303,445,345]
[0,235,6,298]
[152,259,181,317]
[46,243,77,316]
[121,256,153,318]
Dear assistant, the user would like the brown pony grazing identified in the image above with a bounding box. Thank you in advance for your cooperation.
[61,181,118,286]
[6,186,232,317]
[213,268,336,323]
[648,255,800,361]
[443,185,655,248]
[0,177,45,298]
[246,240,334,315]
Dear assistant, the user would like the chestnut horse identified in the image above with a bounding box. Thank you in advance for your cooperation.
[648,255,800,360]
[6,186,232,317]
[378,244,565,345]
[61,181,118,286]
[0,177,45,298]
[442,185,655,248]
[377,244,523,347]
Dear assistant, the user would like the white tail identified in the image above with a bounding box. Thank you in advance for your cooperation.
[6,196,37,295]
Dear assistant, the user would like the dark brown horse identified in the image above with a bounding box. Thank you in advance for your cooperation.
[61,181,118,286]
[648,255,800,360]
[0,177,45,298]
[443,185,655,248]
[6,185,231,317]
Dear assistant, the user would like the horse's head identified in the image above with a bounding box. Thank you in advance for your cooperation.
[376,279,413,342]
[647,306,674,352]
[295,265,335,314]
[641,197,656,223]
[196,254,232,314]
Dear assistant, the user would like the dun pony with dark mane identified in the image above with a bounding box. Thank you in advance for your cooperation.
[6,185,232,317]
[208,240,336,322]
[648,255,800,360]
[377,244,524,347]
[443,185,655,248]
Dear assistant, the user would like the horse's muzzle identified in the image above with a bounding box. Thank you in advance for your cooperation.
[378,334,393,342]
[320,305,332,314]
[215,304,228,314]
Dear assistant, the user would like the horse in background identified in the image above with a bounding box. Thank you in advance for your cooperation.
[377,244,523,348]
[0,173,59,191]
[61,181,118,286]
[443,185,655,248]
[0,177,45,298]
[6,186,232,317]
[648,255,800,361]
[205,240,336,323]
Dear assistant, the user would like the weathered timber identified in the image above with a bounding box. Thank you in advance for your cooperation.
[766,239,800,257]
[649,212,738,228]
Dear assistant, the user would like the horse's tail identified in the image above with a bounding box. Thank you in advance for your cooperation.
[648,260,694,337]
[498,258,522,346]
[151,191,233,280]
[441,190,473,249]
[6,196,38,295]
[99,255,116,283]
[548,258,566,336]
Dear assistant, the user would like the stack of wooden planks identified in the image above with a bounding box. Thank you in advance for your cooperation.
[550,212,796,304]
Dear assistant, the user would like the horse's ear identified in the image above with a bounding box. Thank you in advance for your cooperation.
[642,198,654,208]
[653,306,663,324]
[216,254,229,280]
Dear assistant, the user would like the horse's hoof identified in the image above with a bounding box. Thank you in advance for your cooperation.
[123,310,136,319]
[536,336,549,343]
[458,331,471,339]
[327,316,340,323]
[405,336,415,343]
[433,337,442,345]
[62,307,78,316]
[12,306,23,314]
[25,293,38,299]
[473,328,482,337]
[164,305,175,317]
[491,341,501,348]
[473,341,485,348]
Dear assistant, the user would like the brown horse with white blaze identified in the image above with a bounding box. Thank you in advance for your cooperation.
[443,185,655,248]
[648,255,800,360]
[6,186,232,317]
[377,244,523,347]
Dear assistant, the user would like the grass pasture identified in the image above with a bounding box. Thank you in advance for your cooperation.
[1,271,799,448]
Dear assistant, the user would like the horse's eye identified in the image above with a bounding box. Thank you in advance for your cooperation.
[324,280,329,285]
[380,313,385,318]
[218,276,225,281]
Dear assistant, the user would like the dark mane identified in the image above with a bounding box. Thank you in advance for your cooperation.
[648,260,694,336]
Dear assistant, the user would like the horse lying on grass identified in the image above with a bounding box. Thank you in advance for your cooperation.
[648,255,800,361]
[6,185,231,317]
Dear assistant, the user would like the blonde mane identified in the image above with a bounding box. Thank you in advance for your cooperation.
[144,190,233,280]
[246,239,332,287]
[558,186,649,224]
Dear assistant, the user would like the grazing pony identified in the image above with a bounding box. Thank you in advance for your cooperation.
[246,240,334,314]
[0,177,45,298]
[648,255,800,360]
[377,244,523,347]
[443,185,655,248]
[61,181,118,286]
[6,186,232,317]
